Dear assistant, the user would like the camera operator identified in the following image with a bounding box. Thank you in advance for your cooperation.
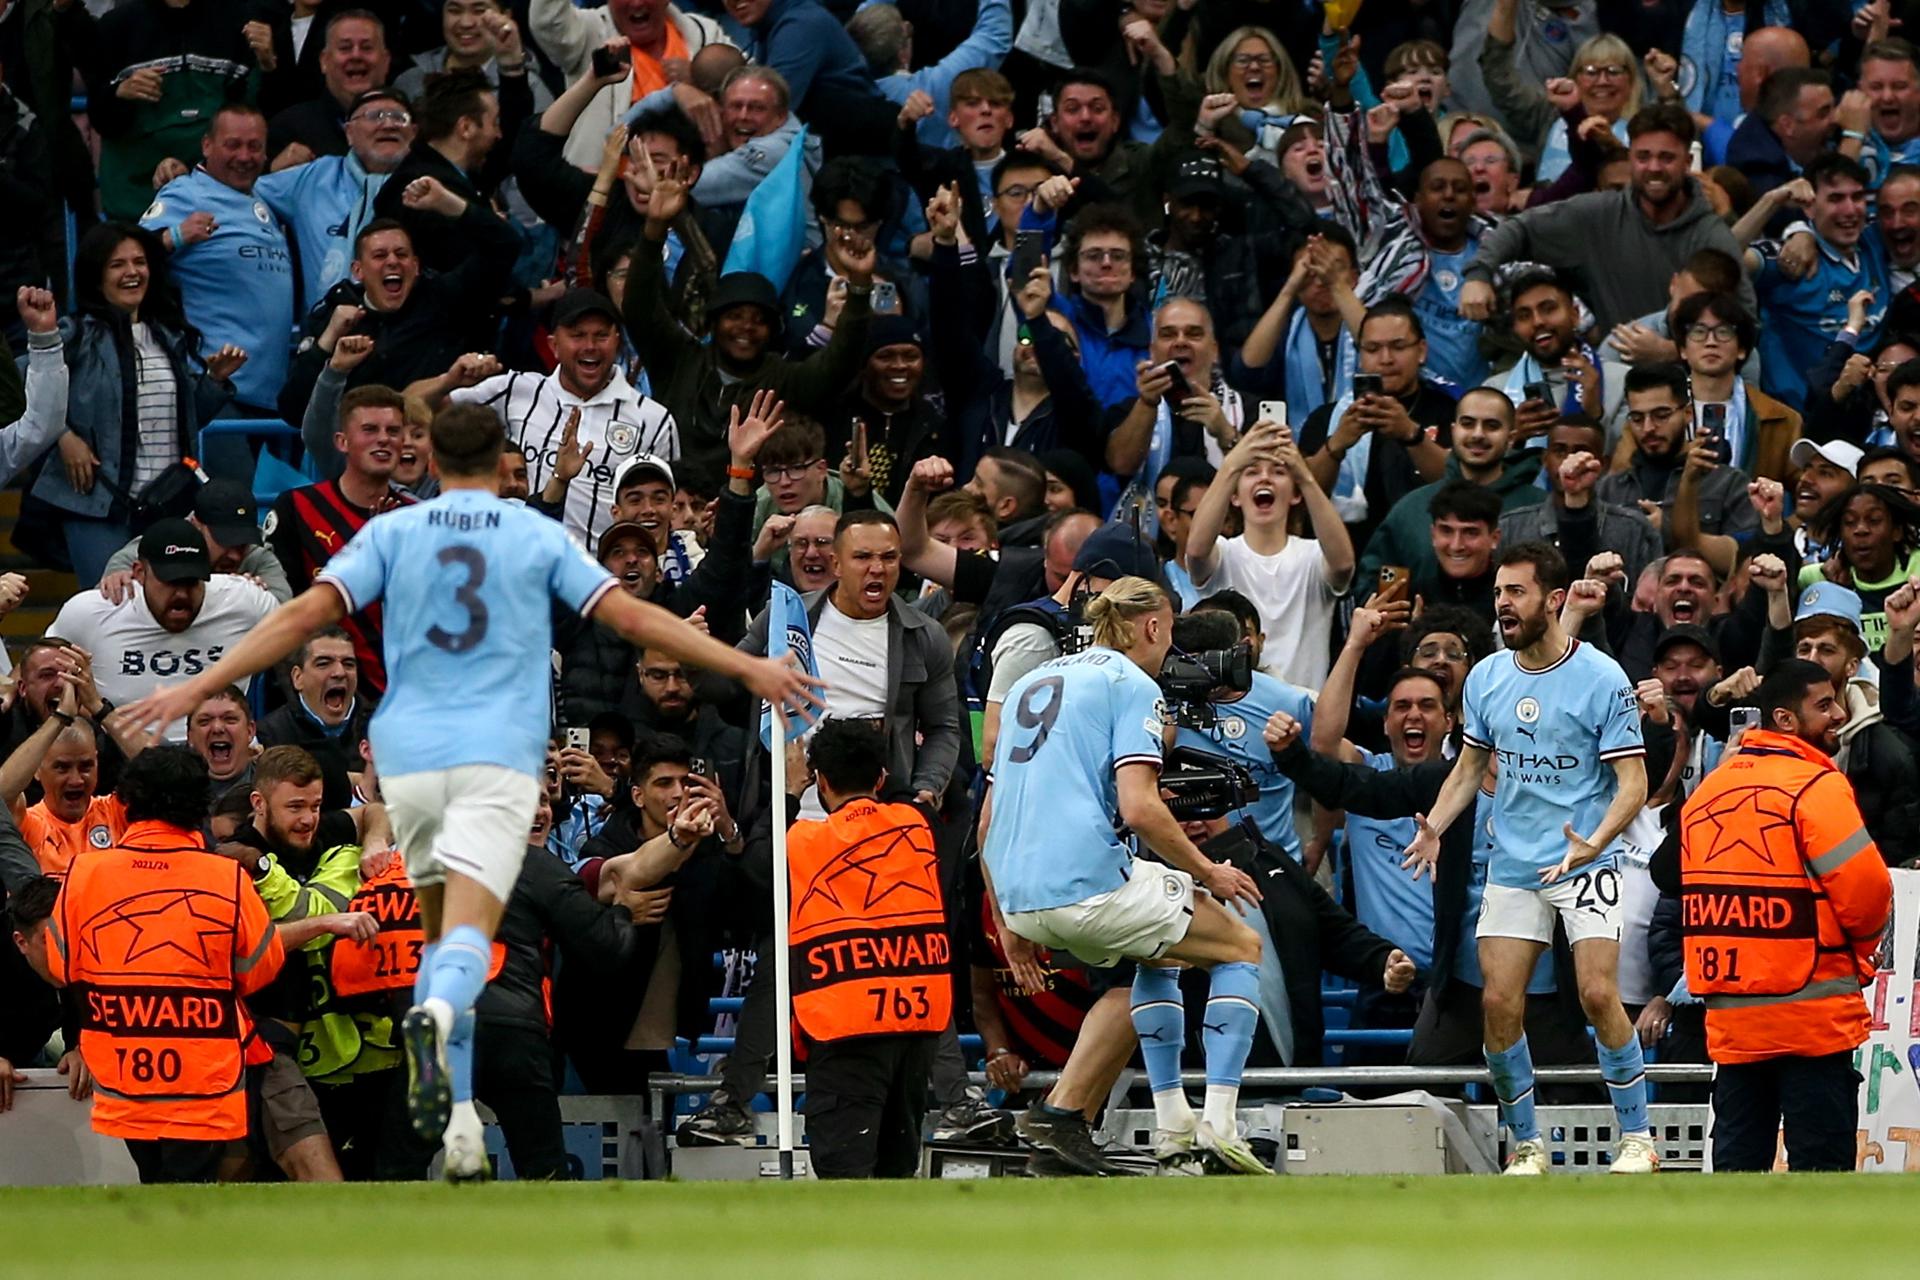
[1165,610,1316,862]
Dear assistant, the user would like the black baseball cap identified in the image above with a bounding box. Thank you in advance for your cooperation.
[550,287,621,329]
[1652,623,1721,667]
[192,478,261,548]
[1168,157,1225,203]
[138,518,213,584]
[1073,523,1163,585]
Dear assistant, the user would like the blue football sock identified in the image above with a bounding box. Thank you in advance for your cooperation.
[425,924,492,1026]
[1485,1036,1540,1143]
[1597,1034,1650,1135]
[447,1005,477,1104]
[1129,966,1185,1096]
[412,941,440,1009]
[1201,962,1261,1089]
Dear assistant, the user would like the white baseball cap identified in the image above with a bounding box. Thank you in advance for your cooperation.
[1788,438,1864,475]
[615,453,676,494]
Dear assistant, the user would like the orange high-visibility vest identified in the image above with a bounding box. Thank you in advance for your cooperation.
[330,861,505,998]
[45,821,284,1142]
[787,798,952,1042]
[1679,730,1894,1064]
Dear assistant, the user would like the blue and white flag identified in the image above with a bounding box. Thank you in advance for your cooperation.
[724,126,811,295]
[759,580,822,749]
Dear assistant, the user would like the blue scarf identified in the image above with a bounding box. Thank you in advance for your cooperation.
[1682,0,1787,116]
[1536,116,1629,184]
[1284,307,1355,422]
[1324,393,1372,524]
[1502,342,1603,417]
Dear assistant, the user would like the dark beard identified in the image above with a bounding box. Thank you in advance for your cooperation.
[1502,610,1548,652]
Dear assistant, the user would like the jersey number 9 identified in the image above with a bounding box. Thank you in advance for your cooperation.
[1007,675,1065,764]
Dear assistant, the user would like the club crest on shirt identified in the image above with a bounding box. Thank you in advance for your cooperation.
[253,200,272,224]
[605,423,640,455]
[89,825,112,849]
[144,200,166,221]
[1220,714,1247,740]
[261,510,279,537]
[1515,696,1540,724]
[1434,269,1459,292]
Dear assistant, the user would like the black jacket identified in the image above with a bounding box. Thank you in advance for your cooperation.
[1200,822,1395,1068]
[0,89,60,301]
[255,697,374,813]
[0,807,59,1066]
[477,846,638,1032]
[277,201,519,422]
[1267,738,1581,1017]
[1296,380,1459,555]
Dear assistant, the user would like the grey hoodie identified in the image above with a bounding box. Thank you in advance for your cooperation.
[1462,182,1755,332]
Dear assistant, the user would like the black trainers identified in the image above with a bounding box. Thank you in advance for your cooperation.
[401,1006,451,1143]
[929,1094,1015,1144]
[676,1090,758,1147]
[1014,1104,1132,1176]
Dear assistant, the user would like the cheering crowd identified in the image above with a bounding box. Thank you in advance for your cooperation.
[0,0,1916,1179]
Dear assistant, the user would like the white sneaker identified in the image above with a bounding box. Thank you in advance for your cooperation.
[1153,1127,1206,1176]
[1196,1120,1273,1176]
[1610,1132,1660,1174]
[442,1109,489,1183]
[1503,1137,1549,1175]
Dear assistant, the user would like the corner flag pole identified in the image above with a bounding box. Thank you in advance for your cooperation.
[768,707,796,1180]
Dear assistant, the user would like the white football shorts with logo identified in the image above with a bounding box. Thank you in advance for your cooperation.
[1005,860,1195,968]
[381,764,543,904]
[1478,866,1623,946]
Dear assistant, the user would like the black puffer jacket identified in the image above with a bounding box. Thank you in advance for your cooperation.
[477,847,638,1032]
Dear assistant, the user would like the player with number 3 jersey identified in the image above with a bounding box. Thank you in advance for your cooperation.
[123,394,824,1182]
[981,577,1271,1176]
[1401,542,1658,1175]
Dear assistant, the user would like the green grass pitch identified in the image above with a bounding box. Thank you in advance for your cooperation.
[6,1175,1917,1279]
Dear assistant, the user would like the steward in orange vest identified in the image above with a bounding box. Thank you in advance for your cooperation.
[18,748,285,1184]
[781,720,950,1180]
[1673,661,1893,1173]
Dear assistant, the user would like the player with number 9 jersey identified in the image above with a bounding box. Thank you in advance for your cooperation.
[317,490,615,782]
[981,647,1167,917]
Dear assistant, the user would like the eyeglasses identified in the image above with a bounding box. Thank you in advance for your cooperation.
[1625,404,1686,425]
[641,666,690,684]
[1413,641,1470,662]
[827,217,881,237]
[995,183,1035,202]
[1576,63,1630,80]
[1078,247,1132,264]
[1685,323,1737,343]
[762,460,824,482]
[1359,339,1421,356]
[350,108,412,126]
[605,266,631,283]
[1230,53,1277,69]
[790,535,836,551]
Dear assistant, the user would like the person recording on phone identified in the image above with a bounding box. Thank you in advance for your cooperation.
[1595,363,1760,577]
[1295,298,1456,552]
[1483,266,1625,446]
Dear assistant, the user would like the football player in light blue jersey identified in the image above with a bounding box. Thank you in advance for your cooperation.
[982,577,1270,1176]
[1402,542,1658,1175]
[1169,610,1315,858]
[123,392,823,1180]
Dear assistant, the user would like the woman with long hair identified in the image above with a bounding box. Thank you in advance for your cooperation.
[29,222,245,584]
[1200,26,1309,160]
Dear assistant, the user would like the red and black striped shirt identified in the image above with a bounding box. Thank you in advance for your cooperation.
[973,899,1097,1069]
[266,480,414,695]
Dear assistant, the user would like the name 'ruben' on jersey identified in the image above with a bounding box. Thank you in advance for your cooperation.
[1461,639,1644,890]
[316,488,617,781]
[981,648,1166,915]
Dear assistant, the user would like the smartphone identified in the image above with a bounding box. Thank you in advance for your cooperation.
[871,280,899,314]
[1688,140,1704,173]
[591,44,632,79]
[1378,565,1409,594]
[1035,92,1054,127]
[1730,707,1761,734]
[852,421,869,472]
[1696,402,1732,464]
[689,756,715,783]
[1523,380,1554,406]
[1008,230,1046,285]
[1351,372,1384,399]
[1159,360,1194,403]
[1258,399,1288,427]
[564,726,590,753]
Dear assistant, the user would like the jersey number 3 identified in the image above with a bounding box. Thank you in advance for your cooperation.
[427,545,490,653]
[1007,675,1065,764]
